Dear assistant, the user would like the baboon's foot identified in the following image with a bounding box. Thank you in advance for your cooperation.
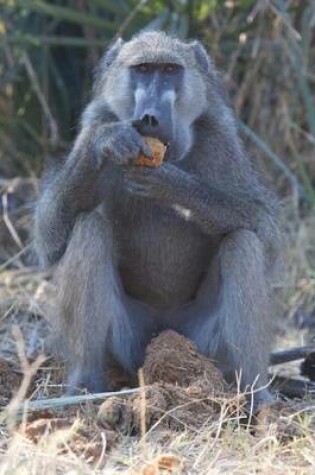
[66,366,108,395]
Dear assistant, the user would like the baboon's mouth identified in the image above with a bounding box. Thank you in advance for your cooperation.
[132,119,171,150]
[164,143,170,161]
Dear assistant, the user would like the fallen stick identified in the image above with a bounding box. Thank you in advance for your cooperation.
[269,346,315,366]
[8,343,315,420]
[271,375,315,399]
[5,388,140,421]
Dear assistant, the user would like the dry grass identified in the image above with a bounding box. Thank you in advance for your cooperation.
[0,4,314,472]
[0,183,314,473]
[1,398,315,474]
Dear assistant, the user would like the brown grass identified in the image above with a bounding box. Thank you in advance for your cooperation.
[0,195,314,473]
[0,3,315,471]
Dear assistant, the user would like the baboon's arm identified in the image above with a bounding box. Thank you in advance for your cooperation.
[34,102,150,266]
[124,162,270,237]
[34,127,105,267]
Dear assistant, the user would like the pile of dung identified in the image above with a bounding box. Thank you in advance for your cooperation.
[142,330,228,391]
[2,329,314,455]
[99,330,242,433]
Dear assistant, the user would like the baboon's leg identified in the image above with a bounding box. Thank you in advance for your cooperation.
[54,210,126,393]
[187,230,273,405]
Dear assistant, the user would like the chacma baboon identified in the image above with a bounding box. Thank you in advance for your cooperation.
[35,32,280,407]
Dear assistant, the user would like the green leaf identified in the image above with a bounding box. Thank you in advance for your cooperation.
[292,146,315,207]
[16,0,117,32]
[288,41,315,139]
[141,8,170,32]
[1,33,108,47]
[88,0,130,16]
[178,13,189,38]
[197,0,217,21]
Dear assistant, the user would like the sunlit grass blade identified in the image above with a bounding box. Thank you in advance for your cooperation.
[88,0,130,16]
[239,121,305,198]
[16,0,117,32]
[1,34,108,48]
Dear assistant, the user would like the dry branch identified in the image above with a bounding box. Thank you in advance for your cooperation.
[270,346,315,366]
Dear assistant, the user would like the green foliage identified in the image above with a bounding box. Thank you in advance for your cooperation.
[0,0,210,173]
[0,0,314,206]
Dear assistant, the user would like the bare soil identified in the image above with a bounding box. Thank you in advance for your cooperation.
[1,329,313,471]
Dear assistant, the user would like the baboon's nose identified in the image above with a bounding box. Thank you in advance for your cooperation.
[132,113,170,145]
[142,114,159,127]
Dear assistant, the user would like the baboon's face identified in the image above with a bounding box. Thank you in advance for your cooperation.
[129,61,184,151]
[103,36,208,161]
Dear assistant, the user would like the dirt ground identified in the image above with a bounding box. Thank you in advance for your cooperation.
[0,178,315,474]
[0,327,315,473]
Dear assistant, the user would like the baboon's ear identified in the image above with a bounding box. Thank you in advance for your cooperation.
[102,38,124,69]
[93,38,124,96]
[191,40,212,73]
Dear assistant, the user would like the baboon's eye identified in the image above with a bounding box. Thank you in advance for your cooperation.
[133,63,151,73]
[163,63,181,74]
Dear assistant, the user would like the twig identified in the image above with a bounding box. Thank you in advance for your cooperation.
[0,244,31,272]
[114,0,148,39]
[269,2,301,41]
[4,326,47,430]
[1,192,24,250]
[271,375,315,399]
[22,51,59,148]
[239,120,305,197]
[15,388,140,419]
[1,34,107,48]
[138,368,146,444]
[77,0,100,68]
[247,0,268,24]
[270,346,315,365]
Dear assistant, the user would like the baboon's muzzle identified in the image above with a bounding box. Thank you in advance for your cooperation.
[132,92,174,146]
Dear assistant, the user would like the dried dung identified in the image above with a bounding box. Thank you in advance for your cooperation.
[99,330,241,433]
[0,328,312,461]
[143,329,229,392]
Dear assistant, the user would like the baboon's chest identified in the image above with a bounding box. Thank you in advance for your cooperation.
[112,198,214,305]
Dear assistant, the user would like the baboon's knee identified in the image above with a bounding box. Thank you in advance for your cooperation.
[57,210,113,273]
[53,209,114,324]
[220,229,264,274]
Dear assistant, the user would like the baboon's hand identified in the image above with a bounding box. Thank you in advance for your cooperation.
[123,162,188,204]
[91,122,152,168]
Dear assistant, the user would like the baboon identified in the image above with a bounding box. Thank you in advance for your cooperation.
[35,32,280,407]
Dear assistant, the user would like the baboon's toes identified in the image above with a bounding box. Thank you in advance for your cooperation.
[66,368,108,394]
